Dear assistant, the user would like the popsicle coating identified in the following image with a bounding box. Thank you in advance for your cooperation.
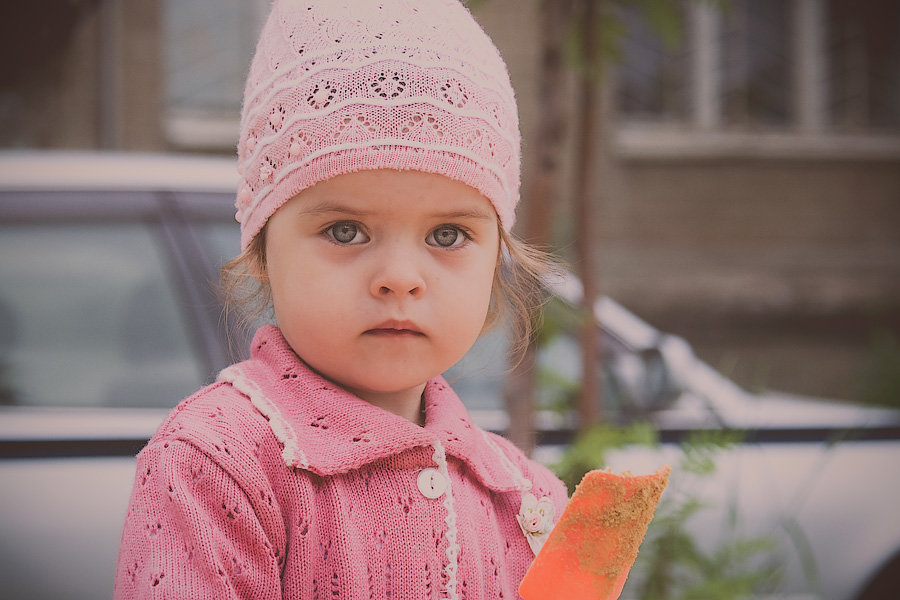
[519,465,671,600]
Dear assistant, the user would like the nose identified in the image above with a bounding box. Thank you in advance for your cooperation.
[369,243,426,298]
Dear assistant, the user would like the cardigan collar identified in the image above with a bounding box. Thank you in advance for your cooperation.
[217,325,533,494]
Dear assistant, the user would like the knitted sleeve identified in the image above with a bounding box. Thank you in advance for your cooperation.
[113,439,284,599]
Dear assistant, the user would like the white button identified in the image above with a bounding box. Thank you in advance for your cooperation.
[417,468,447,499]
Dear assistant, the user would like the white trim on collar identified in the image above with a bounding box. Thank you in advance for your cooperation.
[217,364,310,469]
[479,429,532,492]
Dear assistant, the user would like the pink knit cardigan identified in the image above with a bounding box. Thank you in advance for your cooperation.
[114,325,567,599]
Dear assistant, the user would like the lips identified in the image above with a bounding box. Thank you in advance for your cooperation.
[365,319,425,337]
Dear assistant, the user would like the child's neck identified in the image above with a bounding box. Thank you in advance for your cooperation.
[350,385,427,426]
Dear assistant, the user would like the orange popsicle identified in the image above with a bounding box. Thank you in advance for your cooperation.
[519,465,671,600]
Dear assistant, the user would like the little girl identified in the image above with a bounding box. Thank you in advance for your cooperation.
[114,0,568,598]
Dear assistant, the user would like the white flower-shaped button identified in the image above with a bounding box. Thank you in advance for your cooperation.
[517,493,555,555]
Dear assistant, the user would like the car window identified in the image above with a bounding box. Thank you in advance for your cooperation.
[197,222,241,270]
[0,222,204,408]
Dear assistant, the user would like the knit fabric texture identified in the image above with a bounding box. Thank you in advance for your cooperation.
[114,326,567,599]
[235,0,521,249]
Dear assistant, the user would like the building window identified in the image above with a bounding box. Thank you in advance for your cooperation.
[827,0,900,134]
[162,0,266,150]
[617,5,690,125]
[720,0,790,129]
[615,0,900,158]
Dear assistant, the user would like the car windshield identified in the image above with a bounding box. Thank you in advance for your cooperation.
[0,222,204,408]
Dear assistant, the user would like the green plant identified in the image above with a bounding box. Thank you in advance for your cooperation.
[553,422,658,493]
[856,330,900,409]
[636,430,782,600]
[551,426,783,599]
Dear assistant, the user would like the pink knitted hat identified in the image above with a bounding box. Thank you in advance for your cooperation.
[235,0,521,249]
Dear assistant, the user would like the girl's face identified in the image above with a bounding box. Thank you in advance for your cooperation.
[263,169,500,410]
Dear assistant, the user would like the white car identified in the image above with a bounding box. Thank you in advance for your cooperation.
[536,289,900,600]
[1,152,898,600]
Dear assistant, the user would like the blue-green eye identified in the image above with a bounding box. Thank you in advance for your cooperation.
[427,225,463,248]
[327,222,368,244]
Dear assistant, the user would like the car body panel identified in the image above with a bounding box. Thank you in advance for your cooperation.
[0,457,139,600]
[600,440,900,600]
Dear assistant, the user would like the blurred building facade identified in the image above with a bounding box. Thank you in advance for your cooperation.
[1,0,898,400]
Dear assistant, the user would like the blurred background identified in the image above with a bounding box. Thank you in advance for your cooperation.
[2,0,898,404]
[1,1,899,599]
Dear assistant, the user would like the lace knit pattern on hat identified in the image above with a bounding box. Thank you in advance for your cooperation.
[236,0,521,248]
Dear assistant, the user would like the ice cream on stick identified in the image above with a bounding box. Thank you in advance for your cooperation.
[519,465,671,600]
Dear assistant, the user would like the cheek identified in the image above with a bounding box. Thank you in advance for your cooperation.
[272,270,344,314]
[267,254,345,322]
[446,260,496,330]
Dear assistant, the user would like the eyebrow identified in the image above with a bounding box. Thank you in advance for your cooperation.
[430,208,496,221]
[295,200,366,215]
[297,200,495,221]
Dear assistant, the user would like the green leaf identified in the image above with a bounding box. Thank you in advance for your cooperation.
[551,422,658,492]
[679,428,744,476]
[639,0,686,49]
